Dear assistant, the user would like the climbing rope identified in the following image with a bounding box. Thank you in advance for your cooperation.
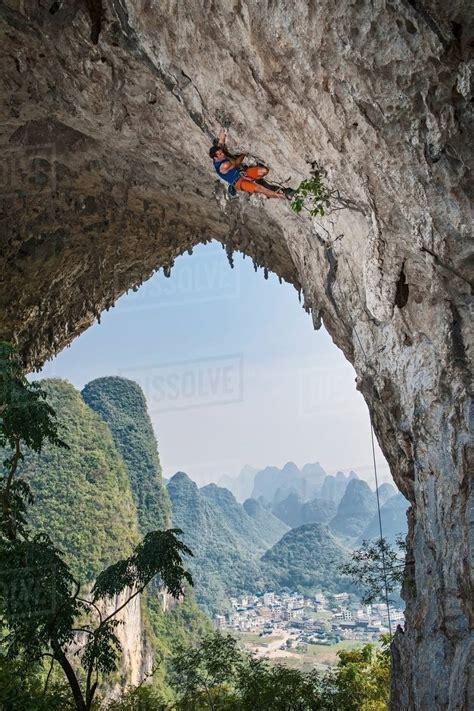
[339,249,394,635]
[370,421,393,635]
[273,187,398,630]
[226,161,396,631]
[304,210,395,634]
[239,158,396,629]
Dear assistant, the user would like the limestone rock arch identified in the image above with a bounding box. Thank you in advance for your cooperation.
[0,1,472,707]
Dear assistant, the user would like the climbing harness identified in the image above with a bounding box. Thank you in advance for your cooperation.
[213,145,293,201]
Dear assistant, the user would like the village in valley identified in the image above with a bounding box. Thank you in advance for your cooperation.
[214,591,404,665]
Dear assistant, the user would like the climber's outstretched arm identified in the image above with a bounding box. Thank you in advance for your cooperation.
[218,127,226,146]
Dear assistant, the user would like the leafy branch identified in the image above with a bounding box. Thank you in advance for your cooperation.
[291,165,360,219]
[341,536,406,605]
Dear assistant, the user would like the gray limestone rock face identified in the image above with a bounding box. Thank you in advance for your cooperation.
[0,1,472,708]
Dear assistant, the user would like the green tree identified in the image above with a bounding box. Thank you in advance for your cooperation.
[0,655,72,710]
[321,636,391,710]
[168,631,390,711]
[291,172,332,217]
[106,683,169,710]
[171,631,323,710]
[341,537,405,604]
[239,657,322,710]
[0,343,193,711]
[172,632,243,709]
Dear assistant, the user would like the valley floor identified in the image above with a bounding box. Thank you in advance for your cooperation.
[237,629,363,671]
[216,589,402,672]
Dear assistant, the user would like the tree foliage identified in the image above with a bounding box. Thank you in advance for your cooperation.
[0,343,67,541]
[322,635,391,710]
[0,655,72,710]
[291,171,332,217]
[171,631,324,710]
[290,166,356,221]
[0,343,193,711]
[167,631,391,710]
[341,537,405,604]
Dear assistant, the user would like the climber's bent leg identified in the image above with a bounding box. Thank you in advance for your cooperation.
[243,165,269,180]
[235,177,284,199]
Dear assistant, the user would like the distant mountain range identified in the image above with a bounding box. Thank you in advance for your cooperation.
[272,491,337,528]
[251,461,327,503]
[216,461,407,543]
[165,464,410,614]
[359,493,408,545]
[376,482,396,505]
[219,465,259,502]
[221,460,365,509]
[167,470,360,610]
[330,479,378,539]
[167,472,288,614]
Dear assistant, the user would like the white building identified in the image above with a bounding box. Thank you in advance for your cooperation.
[288,607,305,620]
[385,608,404,622]
[263,592,275,606]
[314,592,327,607]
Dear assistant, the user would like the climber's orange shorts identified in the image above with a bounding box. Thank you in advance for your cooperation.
[235,165,269,193]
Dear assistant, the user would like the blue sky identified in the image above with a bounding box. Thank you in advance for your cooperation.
[34,241,391,486]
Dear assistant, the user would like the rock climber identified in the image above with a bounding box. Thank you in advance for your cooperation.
[210,128,286,199]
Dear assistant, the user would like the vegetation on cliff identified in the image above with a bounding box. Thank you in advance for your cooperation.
[167,473,265,614]
[261,523,352,594]
[20,379,139,579]
[82,376,170,533]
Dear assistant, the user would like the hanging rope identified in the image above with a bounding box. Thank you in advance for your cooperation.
[269,187,395,631]
[339,250,393,634]
[370,421,393,634]
[304,238,393,634]
[285,197,397,630]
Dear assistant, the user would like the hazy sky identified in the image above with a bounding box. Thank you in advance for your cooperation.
[34,241,392,486]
